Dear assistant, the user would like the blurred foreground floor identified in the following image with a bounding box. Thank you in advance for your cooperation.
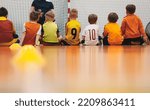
[0,46,150,93]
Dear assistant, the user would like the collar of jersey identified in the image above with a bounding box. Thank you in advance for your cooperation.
[0,17,7,21]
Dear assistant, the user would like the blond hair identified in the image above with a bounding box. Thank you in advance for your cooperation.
[69,8,78,19]
[45,10,55,21]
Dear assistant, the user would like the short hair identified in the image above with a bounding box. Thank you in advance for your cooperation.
[69,8,78,19]
[88,14,98,24]
[126,4,136,14]
[30,11,39,21]
[0,7,8,17]
[45,10,55,20]
[108,12,118,23]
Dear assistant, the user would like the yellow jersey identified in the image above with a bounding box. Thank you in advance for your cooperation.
[65,19,81,45]
[43,21,58,43]
[103,23,123,45]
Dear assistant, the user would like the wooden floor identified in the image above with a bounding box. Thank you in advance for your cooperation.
[0,46,150,93]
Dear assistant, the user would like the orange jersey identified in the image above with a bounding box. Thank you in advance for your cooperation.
[103,23,123,45]
[22,22,41,45]
[121,14,146,39]
[65,19,81,45]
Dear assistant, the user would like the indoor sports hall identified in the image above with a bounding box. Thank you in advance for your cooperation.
[0,0,150,93]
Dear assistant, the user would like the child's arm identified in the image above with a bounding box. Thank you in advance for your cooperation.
[65,23,68,36]
[35,25,42,46]
[57,26,60,38]
[103,25,108,37]
[20,32,26,45]
[20,23,27,45]
[35,34,40,46]
[121,19,126,36]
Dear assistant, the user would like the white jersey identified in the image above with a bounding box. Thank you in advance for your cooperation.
[82,24,100,45]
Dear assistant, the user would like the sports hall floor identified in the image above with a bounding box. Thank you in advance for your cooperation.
[0,46,150,93]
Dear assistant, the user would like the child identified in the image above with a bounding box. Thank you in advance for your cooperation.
[61,8,81,45]
[103,12,123,45]
[121,4,149,45]
[20,11,41,46]
[0,7,19,46]
[81,14,102,46]
[41,10,60,46]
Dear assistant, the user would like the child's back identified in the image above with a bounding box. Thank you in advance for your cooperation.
[21,11,41,46]
[121,13,145,39]
[121,4,149,45]
[22,21,41,45]
[0,7,18,46]
[42,10,59,45]
[65,19,80,45]
[0,18,14,43]
[103,12,123,45]
[61,8,81,45]
[43,21,58,43]
[82,14,101,45]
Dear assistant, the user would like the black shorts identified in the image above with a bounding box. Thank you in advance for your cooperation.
[122,37,144,45]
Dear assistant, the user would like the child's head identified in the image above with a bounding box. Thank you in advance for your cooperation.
[45,10,55,22]
[88,14,98,24]
[30,11,40,22]
[126,4,136,14]
[0,7,8,17]
[108,12,118,23]
[69,8,78,19]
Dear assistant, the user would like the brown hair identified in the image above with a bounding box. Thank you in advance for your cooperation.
[108,12,118,23]
[88,14,98,24]
[126,4,136,14]
[30,11,39,21]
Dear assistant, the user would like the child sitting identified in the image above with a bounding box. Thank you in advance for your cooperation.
[121,4,149,45]
[103,12,123,45]
[41,10,60,46]
[20,11,41,46]
[0,7,19,46]
[61,8,81,45]
[81,14,102,46]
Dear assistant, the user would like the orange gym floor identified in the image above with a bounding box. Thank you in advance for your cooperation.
[0,46,150,93]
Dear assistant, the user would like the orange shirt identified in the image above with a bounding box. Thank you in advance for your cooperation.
[121,14,146,39]
[22,22,41,45]
[103,23,123,45]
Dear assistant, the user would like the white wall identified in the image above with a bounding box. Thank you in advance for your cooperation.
[0,0,67,36]
[71,0,150,35]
